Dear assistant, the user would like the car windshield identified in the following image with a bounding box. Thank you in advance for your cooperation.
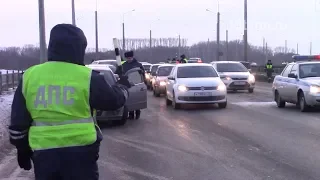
[187,60,199,63]
[151,65,160,73]
[299,63,320,78]
[240,62,251,69]
[177,66,218,78]
[93,69,116,84]
[216,63,248,72]
[143,65,151,71]
[157,66,174,76]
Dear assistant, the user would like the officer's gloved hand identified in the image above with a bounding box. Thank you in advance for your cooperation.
[17,148,33,170]
[117,75,132,89]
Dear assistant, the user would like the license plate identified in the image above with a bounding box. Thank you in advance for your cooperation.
[194,92,212,96]
[234,81,246,85]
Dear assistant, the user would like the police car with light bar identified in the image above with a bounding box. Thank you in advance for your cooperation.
[272,55,320,112]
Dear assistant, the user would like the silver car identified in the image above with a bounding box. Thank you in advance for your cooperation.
[211,61,255,93]
[87,65,147,125]
[273,60,320,112]
[152,64,175,97]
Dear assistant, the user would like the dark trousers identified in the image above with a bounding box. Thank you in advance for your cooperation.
[129,110,141,117]
[33,142,100,180]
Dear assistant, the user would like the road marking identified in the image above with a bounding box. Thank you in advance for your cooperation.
[231,101,276,107]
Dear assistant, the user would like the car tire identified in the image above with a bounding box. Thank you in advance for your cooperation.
[115,106,128,126]
[248,88,254,93]
[165,93,172,106]
[298,92,309,112]
[172,92,181,109]
[275,91,285,108]
[153,88,160,97]
[218,101,227,109]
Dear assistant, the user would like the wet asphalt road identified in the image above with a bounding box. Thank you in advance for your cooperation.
[1,82,320,180]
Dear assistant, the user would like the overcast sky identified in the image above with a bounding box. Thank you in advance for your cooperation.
[1,0,319,54]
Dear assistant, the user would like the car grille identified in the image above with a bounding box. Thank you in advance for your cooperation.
[229,82,250,88]
[178,95,225,101]
[231,77,247,80]
[188,86,217,90]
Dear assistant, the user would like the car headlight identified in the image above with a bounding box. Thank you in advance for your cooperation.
[248,74,255,82]
[178,85,188,92]
[217,83,226,91]
[310,85,320,93]
[159,81,166,86]
[145,74,150,79]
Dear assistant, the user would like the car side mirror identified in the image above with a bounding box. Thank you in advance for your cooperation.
[168,76,175,80]
[288,73,297,78]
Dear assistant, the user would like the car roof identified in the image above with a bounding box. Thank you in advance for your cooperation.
[288,61,320,65]
[94,59,116,62]
[151,64,163,66]
[158,64,175,67]
[86,64,113,71]
[175,63,213,67]
[141,62,152,65]
[211,61,241,64]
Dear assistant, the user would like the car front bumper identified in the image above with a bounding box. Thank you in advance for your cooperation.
[154,85,166,94]
[175,90,227,104]
[222,79,255,90]
[305,92,320,106]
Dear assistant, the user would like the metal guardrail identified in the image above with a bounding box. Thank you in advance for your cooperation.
[0,70,23,94]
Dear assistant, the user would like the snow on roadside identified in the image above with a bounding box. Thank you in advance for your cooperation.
[0,92,14,147]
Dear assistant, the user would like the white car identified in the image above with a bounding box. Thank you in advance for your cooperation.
[165,63,227,109]
[210,61,255,93]
[272,56,320,112]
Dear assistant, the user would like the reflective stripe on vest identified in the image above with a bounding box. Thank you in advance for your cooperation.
[23,61,97,150]
[266,64,272,69]
[121,61,125,64]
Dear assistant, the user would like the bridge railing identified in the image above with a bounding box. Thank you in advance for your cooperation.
[0,70,23,94]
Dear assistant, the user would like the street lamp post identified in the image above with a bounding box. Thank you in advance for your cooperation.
[122,9,135,53]
[149,19,160,60]
[244,0,248,62]
[38,0,47,63]
[72,0,76,26]
[206,7,220,61]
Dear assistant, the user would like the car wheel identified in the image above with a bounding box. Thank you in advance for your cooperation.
[153,88,160,97]
[218,101,227,109]
[275,91,285,108]
[172,92,181,109]
[115,106,128,126]
[298,92,309,112]
[248,88,254,93]
[165,93,172,106]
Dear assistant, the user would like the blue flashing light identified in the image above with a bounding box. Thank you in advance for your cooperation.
[292,55,320,61]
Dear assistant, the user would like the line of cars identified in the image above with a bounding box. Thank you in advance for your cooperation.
[145,60,256,109]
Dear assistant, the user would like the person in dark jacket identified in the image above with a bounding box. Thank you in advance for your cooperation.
[180,54,188,63]
[116,51,144,119]
[265,59,273,79]
[8,24,131,180]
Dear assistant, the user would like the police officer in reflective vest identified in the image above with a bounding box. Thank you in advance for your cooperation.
[265,59,273,79]
[180,54,188,63]
[9,24,131,179]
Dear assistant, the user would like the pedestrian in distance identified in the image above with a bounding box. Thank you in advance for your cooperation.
[116,50,144,119]
[180,54,188,63]
[265,59,273,83]
[8,24,131,180]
